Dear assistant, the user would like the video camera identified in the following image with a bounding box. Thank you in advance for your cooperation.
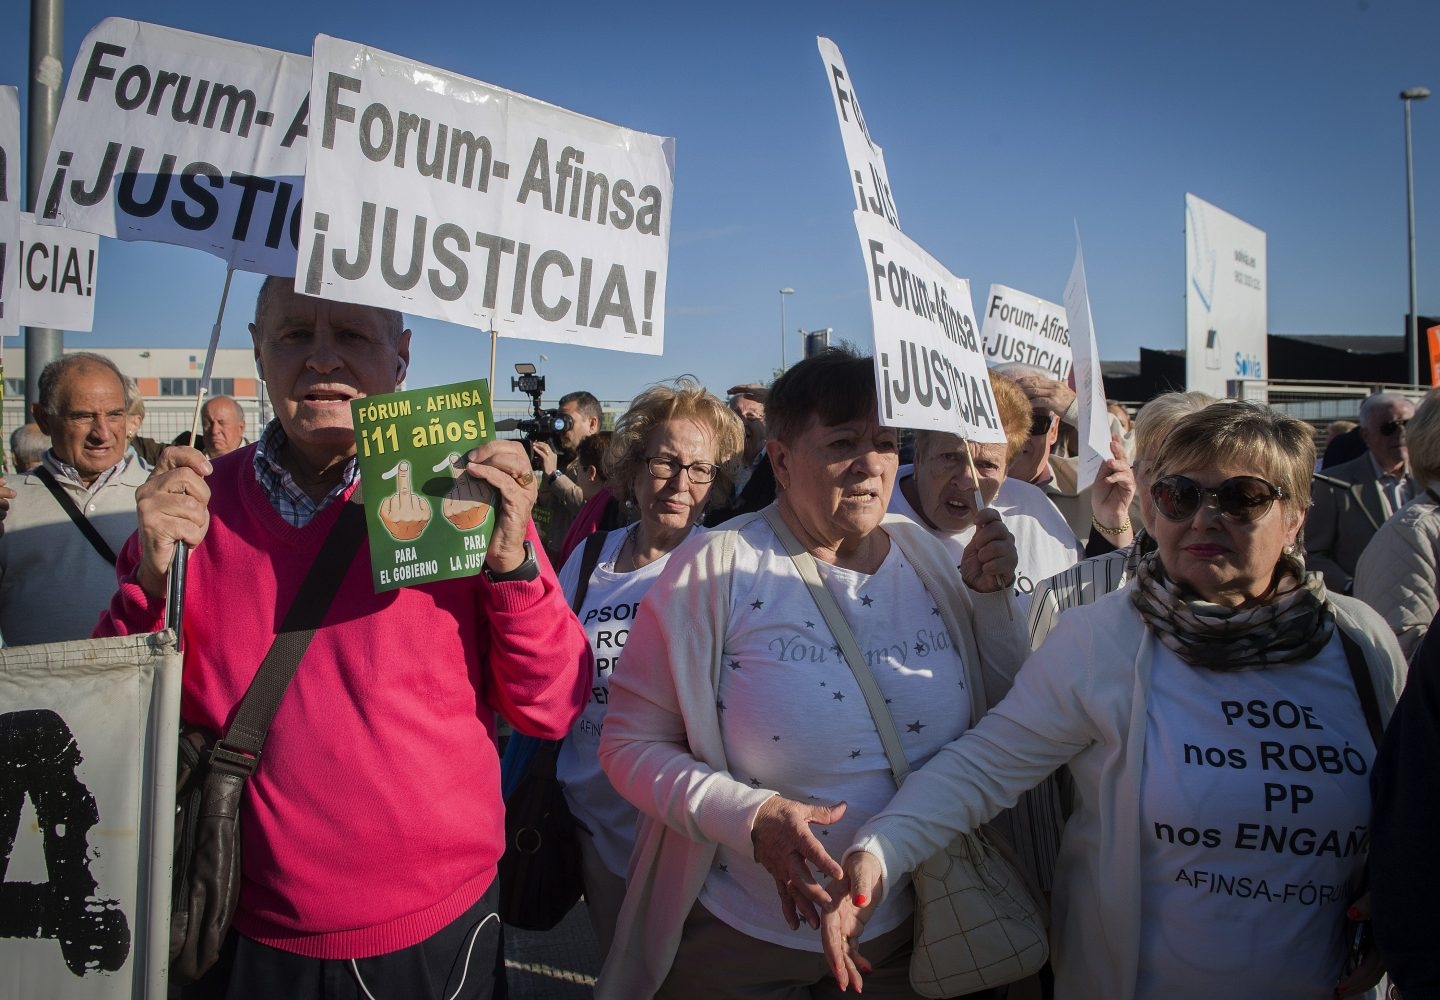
[502,363,574,447]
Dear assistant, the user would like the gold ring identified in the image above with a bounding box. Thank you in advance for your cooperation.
[514,471,536,488]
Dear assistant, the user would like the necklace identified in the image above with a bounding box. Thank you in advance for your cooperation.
[617,524,642,573]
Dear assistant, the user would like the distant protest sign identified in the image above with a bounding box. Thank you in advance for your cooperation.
[816,37,900,231]
[351,379,497,592]
[35,18,310,276]
[1185,193,1267,398]
[855,212,1003,443]
[300,36,674,355]
[981,284,1071,381]
[1,633,182,1000]
[1063,231,1109,487]
[14,213,99,332]
[1,86,19,343]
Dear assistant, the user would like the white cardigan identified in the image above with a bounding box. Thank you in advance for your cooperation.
[595,508,1026,999]
[849,585,1403,1000]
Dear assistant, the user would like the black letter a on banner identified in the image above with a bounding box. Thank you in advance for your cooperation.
[0,709,131,976]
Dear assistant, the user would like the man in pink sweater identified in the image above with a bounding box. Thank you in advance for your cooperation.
[95,277,590,999]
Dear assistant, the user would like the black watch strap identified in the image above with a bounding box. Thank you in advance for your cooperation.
[483,540,540,583]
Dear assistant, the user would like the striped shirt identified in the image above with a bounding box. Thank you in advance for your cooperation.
[1026,539,1148,651]
[253,420,359,528]
[1009,532,1150,892]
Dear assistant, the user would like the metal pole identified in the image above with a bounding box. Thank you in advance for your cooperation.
[778,287,793,372]
[1406,98,1421,387]
[24,0,64,411]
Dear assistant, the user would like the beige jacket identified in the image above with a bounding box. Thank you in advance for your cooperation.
[595,508,1026,999]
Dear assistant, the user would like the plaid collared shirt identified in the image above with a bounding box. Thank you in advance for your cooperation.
[42,449,131,501]
[253,420,358,528]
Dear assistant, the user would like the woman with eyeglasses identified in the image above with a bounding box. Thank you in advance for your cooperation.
[594,350,1026,1000]
[553,379,743,955]
[822,401,1404,1000]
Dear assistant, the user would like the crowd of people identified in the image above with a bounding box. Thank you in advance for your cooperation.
[1,283,1437,1000]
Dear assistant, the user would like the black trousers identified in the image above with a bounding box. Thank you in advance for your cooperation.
[182,880,507,1000]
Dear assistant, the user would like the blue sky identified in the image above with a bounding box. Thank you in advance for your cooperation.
[4,0,1438,405]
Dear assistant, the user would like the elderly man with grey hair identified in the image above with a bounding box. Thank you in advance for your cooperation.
[0,351,146,644]
[1308,391,1419,593]
[10,423,49,474]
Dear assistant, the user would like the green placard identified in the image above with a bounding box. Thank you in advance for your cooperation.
[351,378,496,592]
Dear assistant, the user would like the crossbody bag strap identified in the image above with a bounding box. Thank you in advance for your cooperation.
[34,465,118,565]
[569,529,608,614]
[1336,628,1385,749]
[214,502,368,771]
[761,506,912,787]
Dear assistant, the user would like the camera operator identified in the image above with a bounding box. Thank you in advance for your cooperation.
[531,389,602,564]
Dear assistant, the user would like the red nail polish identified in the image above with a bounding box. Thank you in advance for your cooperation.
[853,894,868,907]
[1346,906,1361,920]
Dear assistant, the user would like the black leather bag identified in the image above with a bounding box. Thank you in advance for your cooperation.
[168,504,365,984]
[496,529,604,931]
[170,728,245,984]
[497,738,584,930]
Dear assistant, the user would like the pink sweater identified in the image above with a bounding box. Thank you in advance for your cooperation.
[96,448,590,958]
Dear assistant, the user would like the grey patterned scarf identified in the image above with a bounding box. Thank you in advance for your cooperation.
[1130,550,1333,671]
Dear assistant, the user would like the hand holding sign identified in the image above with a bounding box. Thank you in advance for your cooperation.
[460,440,537,576]
[378,460,431,541]
[960,507,1019,595]
[133,446,213,599]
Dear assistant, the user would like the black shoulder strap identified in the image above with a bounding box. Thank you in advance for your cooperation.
[34,465,118,566]
[212,503,368,771]
[569,529,608,614]
[1338,628,1386,749]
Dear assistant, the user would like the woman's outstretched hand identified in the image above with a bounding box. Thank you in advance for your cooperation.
[821,850,884,992]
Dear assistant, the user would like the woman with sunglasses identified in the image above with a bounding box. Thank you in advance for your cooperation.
[823,401,1403,1000]
[552,379,743,955]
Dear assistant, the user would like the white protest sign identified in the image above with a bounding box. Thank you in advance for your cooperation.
[980,284,1072,381]
[1063,229,1109,488]
[1,634,182,1000]
[0,86,19,343]
[14,213,99,332]
[35,18,310,276]
[1185,193,1267,398]
[817,37,900,231]
[856,211,1004,443]
[300,36,674,355]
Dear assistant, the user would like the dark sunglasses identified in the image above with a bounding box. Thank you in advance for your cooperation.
[1380,419,1410,436]
[1028,411,1053,436]
[1150,475,1286,523]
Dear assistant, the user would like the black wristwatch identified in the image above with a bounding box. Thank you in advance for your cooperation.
[482,540,541,583]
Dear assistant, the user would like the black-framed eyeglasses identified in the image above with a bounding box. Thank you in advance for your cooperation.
[1150,474,1286,523]
[1028,411,1053,436]
[645,456,720,484]
[1380,419,1410,436]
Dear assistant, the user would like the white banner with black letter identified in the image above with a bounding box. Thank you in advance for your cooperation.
[0,85,19,343]
[13,213,100,333]
[35,18,311,276]
[299,35,674,354]
[856,211,1004,443]
[0,632,182,1000]
[980,283,1071,382]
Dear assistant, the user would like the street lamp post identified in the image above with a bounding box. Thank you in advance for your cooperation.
[778,288,794,371]
[1403,86,1429,387]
